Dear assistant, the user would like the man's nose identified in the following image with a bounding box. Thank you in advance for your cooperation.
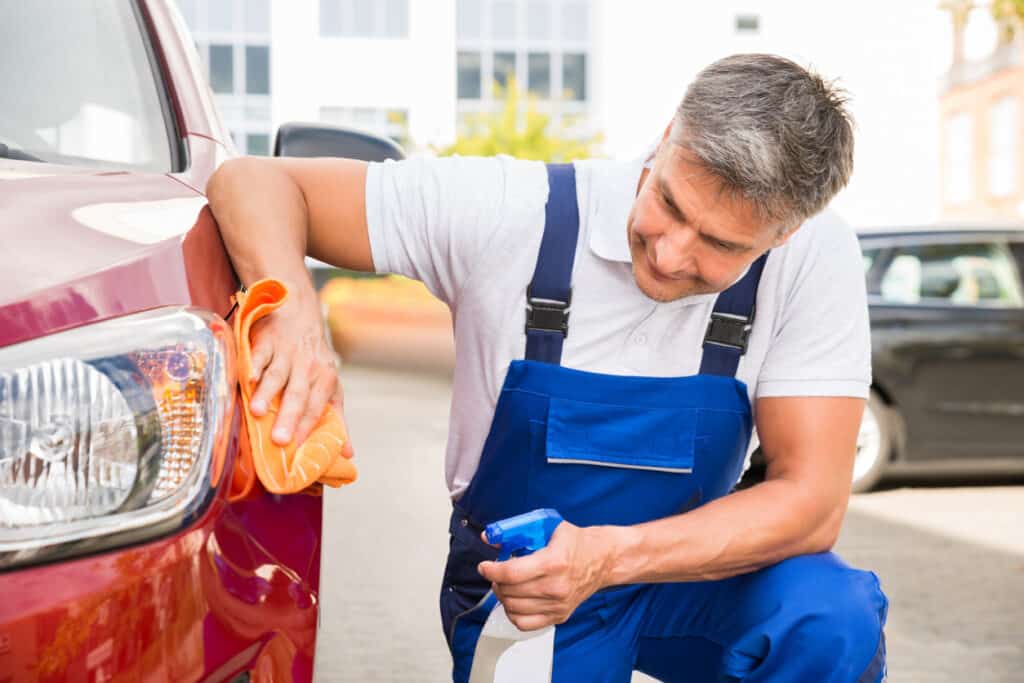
[652,229,696,275]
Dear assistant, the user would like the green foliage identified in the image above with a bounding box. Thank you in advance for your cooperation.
[992,0,1024,19]
[438,78,603,162]
[992,0,1024,40]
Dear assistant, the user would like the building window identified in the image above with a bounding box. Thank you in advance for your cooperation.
[320,0,410,38]
[458,51,482,99]
[735,13,760,34]
[209,44,234,94]
[456,0,593,132]
[562,53,586,101]
[384,0,409,37]
[245,46,270,94]
[320,0,343,35]
[990,96,1017,198]
[208,0,235,32]
[245,0,271,33]
[247,133,271,156]
[561,1,589,42]
[946,112,973,205]
[493,51,516,90]
[457,0,482,39]
[526,0,552,40]
[528,52,551,97]
[175,0,198,27]
[491,0,517,41]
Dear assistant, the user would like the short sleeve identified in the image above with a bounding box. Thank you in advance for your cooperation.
[756,210,872,399]
[365,155,514,306]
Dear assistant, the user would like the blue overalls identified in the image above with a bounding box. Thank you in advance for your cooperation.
[439,164,888,682]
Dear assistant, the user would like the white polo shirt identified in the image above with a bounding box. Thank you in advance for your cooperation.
[365,154,871,499]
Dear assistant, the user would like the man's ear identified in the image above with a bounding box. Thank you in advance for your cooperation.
[661,120,674,144]
[651,120,675,160]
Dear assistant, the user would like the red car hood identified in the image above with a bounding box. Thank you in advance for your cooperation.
[0,159,236,348]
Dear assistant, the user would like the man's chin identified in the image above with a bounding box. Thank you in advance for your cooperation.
[634,271,700,303]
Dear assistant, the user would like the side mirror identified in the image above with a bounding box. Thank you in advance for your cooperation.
[273,122,405,162]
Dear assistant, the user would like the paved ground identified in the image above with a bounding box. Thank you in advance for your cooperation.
[314,364,1024,682]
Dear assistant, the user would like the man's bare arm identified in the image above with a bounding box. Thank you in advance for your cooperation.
[205,156,374,447]
[602,395,864,583]
[207,157,373,287]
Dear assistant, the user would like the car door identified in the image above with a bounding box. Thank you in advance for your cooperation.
[868,233,1024,462]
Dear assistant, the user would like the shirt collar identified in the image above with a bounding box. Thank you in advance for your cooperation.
[586,153,648,264]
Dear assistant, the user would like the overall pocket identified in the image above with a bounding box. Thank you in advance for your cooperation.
[545,396,697,473]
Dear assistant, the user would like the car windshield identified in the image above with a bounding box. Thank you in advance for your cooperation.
[0,0,174,172]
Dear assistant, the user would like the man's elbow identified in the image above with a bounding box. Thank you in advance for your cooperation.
[207,157,255,207]
[806,503,846,553]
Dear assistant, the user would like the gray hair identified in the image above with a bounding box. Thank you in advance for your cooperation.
[671,53,854,233]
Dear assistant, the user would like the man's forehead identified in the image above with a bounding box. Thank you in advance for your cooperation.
[654,144,775,243]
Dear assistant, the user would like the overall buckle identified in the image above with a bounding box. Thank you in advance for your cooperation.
[703,312,752,352]
[525,287,571,338]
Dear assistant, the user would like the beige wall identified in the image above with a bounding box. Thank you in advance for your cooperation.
[939,64,1024,220]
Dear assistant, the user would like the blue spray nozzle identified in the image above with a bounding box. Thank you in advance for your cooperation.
[485,508,564,561]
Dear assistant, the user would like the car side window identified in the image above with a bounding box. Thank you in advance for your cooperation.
[0,1,174,172]
[862,247,879,274]
[878,240,1024,308]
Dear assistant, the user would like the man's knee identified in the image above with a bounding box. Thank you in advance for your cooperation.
[639,555,888,681]
[752,554,888,680]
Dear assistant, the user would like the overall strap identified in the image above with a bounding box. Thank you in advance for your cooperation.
[524,163,580,364]
[698,252,770,377]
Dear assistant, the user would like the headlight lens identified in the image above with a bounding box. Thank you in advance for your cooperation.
[1,357,146,525]
[0,308,233,570]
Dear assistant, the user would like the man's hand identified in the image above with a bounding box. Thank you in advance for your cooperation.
[477,522,614,631]
[246,287,354,455]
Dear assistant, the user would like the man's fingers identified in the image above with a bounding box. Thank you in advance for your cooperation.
[338,413,355,458]
[293,372,335,445]
[329,381,345,412]
[251,354,290,417]
[478,554,546,586]
[247,345,274,413]
[499,594,556,615]
[271,362,312,445]
[249,344,272,380]
[492,578,564,600]
[503,612,554,632]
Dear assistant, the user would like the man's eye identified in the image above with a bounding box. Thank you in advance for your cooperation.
[714,241,733,252]
[660,193,681,217]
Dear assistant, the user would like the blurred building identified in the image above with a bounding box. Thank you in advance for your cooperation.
[174,0,273,155]
[939,2,1024,221]
[174,0,595,153]
[173,0,949,229]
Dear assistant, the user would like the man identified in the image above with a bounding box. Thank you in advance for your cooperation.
[208,54,887,682]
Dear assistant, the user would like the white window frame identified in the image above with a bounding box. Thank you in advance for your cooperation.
[946,112,973,205]
[989,96,1017,198]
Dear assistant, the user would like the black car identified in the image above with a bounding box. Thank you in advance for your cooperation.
[852,226,1024,491]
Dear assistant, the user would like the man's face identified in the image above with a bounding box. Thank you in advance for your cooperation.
[627,142,790,303]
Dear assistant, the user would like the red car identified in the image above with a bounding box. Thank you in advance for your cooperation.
[0,2,399,681]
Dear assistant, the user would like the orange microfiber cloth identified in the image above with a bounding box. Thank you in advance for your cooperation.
[231,278,357,495]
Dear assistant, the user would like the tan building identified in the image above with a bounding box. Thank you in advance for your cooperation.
[939,3,1024,220]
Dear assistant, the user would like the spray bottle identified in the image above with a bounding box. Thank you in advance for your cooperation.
[468,508,564,683]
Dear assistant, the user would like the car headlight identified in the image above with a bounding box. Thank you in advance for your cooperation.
[0,307,234,570]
